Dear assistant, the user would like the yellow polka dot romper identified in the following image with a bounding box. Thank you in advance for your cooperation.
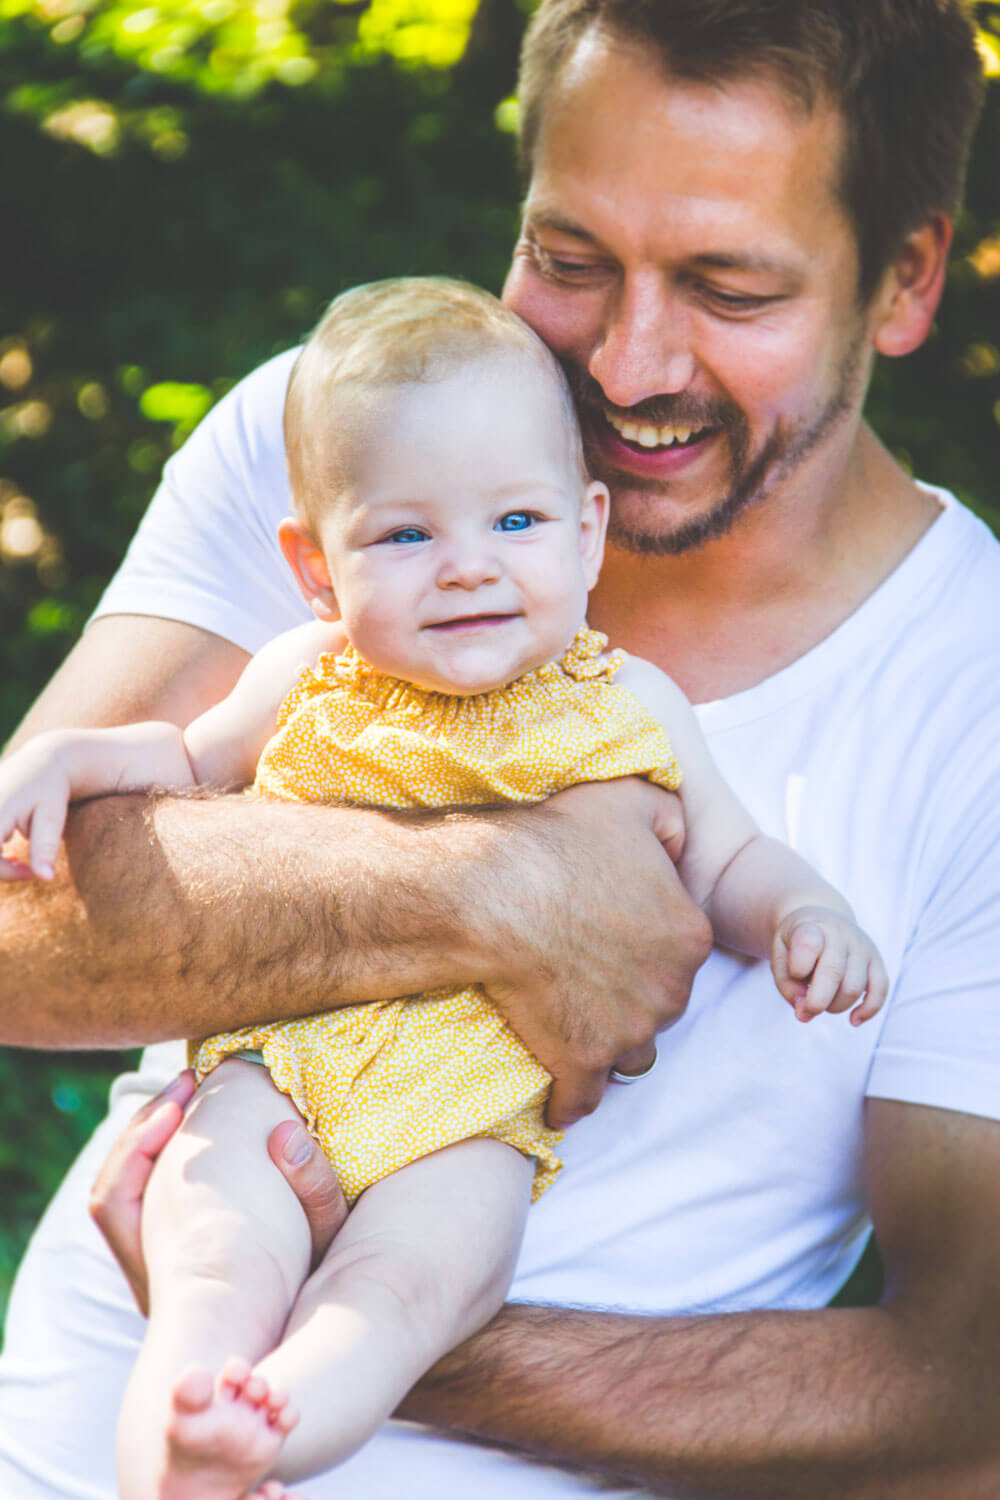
[189,627,682,1204]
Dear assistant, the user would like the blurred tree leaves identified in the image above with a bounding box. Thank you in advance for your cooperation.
[0,0,997,1318]
[0,0,524,738]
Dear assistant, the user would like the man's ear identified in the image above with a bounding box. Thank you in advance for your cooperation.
[580,481,609,591]
[278,517,339,621]
[871,215,953,359]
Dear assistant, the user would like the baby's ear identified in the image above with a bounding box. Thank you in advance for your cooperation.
[278,517,339,621]
[580,481,609,590]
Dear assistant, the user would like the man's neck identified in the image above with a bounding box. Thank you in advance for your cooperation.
[589,426,943,703]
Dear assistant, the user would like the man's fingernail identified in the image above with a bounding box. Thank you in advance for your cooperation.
[282,1126,314,1167]
[162,1072,192,1100]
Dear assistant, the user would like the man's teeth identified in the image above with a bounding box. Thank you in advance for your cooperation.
[605,412,704,448]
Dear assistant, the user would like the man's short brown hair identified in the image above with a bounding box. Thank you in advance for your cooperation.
[518,0,985,300]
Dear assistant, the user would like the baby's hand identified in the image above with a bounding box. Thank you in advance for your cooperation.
[771,906,889,1026]
[0,742,73,882]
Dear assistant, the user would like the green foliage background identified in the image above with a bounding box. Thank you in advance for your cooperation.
[0,0,997,1318]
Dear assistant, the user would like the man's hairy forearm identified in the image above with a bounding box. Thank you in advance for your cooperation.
[0,789,519,1047]
[402,1298,999,1499]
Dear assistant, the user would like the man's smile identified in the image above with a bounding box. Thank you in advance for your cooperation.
[590,408,717,478]
[604,410,709,450]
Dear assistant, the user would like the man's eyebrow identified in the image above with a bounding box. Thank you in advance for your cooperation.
[523,207,598,243]
[525,208,805,280]
[690,251,801,279]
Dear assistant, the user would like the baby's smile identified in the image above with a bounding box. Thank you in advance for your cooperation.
[424,613,521,632]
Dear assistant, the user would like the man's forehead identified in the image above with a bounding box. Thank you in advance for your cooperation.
[534,27,844,178]
[521,43,851,272]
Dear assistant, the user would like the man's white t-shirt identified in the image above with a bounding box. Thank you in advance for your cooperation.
[2,350,999,1499]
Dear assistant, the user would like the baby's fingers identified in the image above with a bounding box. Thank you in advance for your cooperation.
[850,952,890,1026]
[819,939,869,1016]
[798,931,848,1021]
[784,921,825,984]
[27,795,69,882]
[771,925,813,1006]
[0,812,34,881]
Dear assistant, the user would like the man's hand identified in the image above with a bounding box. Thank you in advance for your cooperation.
[90,1073,347,1314]
[265,1119,348,1262]
[478,777,712,1129]
[89,1070,198,1315]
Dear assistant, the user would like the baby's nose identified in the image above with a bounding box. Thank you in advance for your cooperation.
[436,545,502,589]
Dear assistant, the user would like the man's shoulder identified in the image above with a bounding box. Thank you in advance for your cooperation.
[159,347,301,512]
[191,347,301,463]
[882,492,1000,796]
[914,492,1000,667]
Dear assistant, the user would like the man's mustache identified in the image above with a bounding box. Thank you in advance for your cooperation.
[561,365,745,436]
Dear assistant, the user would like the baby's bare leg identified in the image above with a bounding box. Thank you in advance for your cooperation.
[117,1060,312,1500]
[259,1137,533,1483]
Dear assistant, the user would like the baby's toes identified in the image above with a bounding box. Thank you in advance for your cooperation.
[272,1399,299,1438]
[172,1365,216,1415]
[261,1384,296,1431]
[217,1355,254,1403]
[241,1372,271,1409]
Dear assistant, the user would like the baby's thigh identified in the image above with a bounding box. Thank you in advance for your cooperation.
[0,1086,149,1500]
[143,1058,312,1288]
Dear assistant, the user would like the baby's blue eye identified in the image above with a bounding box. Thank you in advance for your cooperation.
[386,527,428,545]
[497,511,535,533]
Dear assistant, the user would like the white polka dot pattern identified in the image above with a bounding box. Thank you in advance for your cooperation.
[190,626,682,1202]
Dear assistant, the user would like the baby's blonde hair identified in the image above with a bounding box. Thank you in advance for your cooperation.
[284,277,587,524]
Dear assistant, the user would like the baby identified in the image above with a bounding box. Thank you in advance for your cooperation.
[0,278,888,1500]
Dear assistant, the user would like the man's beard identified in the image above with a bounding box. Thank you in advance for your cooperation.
[563,337,866,557]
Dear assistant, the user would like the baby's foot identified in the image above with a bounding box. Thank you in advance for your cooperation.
[161,1357,298,1500]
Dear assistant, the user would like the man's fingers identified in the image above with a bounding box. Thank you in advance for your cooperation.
[545,1065,606,1132]
[90,1069,195,1215]
[647,785,686,864]
[267,1122,347,1267]
[89,1069,196,1315]
[612,1041,657,1077]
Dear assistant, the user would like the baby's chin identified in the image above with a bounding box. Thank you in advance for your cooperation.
[355,615,586,696]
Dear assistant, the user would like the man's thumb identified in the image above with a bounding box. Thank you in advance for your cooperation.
[267,1121,348,1266]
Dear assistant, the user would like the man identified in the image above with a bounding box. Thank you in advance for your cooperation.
[1,1,998,1496]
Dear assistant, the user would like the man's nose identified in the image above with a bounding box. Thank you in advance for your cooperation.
[436,542,502,590]
[588,276,695,409]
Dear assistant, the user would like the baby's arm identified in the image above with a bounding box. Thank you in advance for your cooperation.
[182,618,346,785]
[0,722,195,883]
[0,618,345,884]
[617,656,888,1024]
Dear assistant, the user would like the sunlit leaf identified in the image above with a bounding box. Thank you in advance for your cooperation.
[139,379,213,430]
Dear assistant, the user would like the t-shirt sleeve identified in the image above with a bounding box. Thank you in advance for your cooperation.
[866,705,1000,1122]
[91,349,311,655]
